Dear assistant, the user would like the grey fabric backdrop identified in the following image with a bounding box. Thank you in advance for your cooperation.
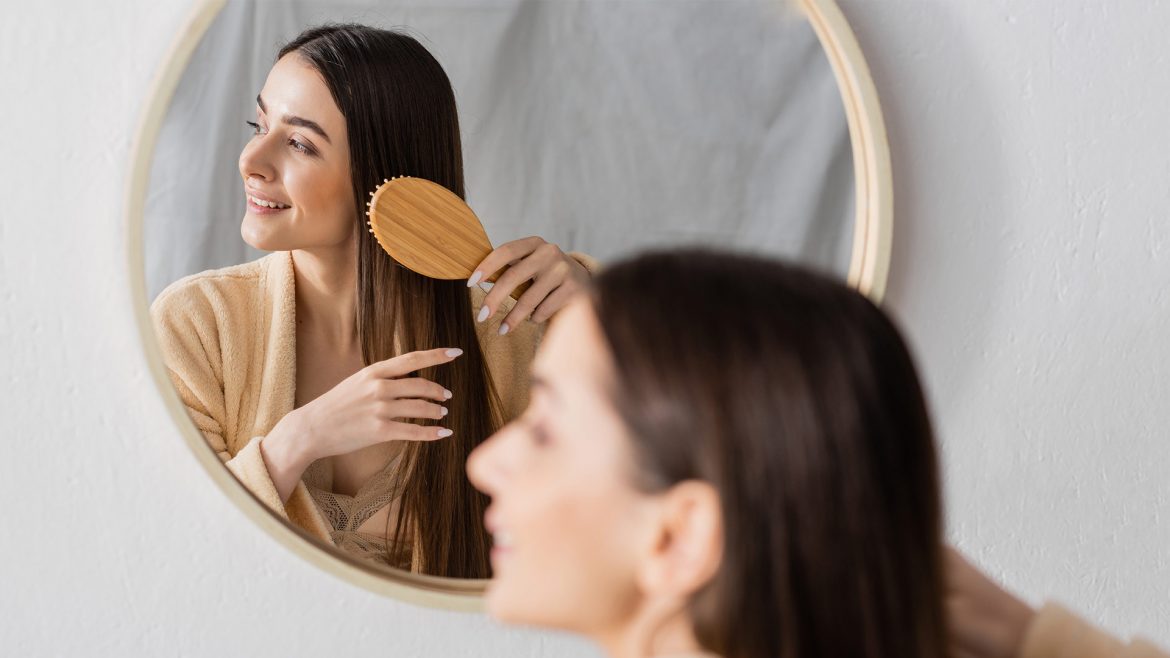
[145,0,853,300]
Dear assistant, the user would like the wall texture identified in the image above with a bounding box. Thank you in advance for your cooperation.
[0,0,1165,655]
[848,0,1170,642]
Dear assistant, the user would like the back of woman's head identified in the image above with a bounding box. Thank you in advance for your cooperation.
[591,249,947,658]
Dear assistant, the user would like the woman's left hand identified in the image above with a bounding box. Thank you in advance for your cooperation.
[468,236,591,335]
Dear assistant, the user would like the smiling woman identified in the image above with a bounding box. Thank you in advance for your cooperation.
[238,59,354,254]
[149,24,595,578]
[242,94,329,210]
[131,0,892,606]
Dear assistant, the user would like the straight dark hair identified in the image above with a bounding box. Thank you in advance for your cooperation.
[591,250,948,658]
[279,24,499,578]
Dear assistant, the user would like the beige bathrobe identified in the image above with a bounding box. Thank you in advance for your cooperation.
[1021,603,1167,658]
[151,250,591,542]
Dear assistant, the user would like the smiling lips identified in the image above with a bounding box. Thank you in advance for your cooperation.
[484,510,513,558]
[493,530,513,549]
[247,193,291,211]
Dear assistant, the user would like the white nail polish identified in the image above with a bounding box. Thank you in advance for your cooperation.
[446,348,463,357]
[498,323,510,336]
[477,306,490,323]
[444,389,453,400]
[441,407,448,417]
[437,428,454,438]
[467,271,483,287]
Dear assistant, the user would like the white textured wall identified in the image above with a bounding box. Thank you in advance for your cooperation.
[849,0,1170,642]
[0,1,1165,655]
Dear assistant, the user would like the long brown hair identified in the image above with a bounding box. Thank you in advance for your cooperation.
[591,250,947,658]
[279,24,498,578]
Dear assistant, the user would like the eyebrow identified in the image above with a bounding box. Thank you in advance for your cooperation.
[257,94,332,144]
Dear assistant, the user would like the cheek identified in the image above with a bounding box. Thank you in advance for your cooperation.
[487,471,645,632]
[288,166,353,220]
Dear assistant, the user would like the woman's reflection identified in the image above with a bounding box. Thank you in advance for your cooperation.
[151,24,594,577]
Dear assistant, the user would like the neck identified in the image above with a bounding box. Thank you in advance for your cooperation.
[291,245,358,349]
[596,599,710,658]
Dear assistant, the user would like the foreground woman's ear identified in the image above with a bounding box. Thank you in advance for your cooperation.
[637,480,723,598]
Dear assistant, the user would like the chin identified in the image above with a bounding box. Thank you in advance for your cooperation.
[483,580,515,621]
[485,578,569,631]
[240,217,285,251]
[484,580,534,625]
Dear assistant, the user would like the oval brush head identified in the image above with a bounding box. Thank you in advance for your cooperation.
[366,176,490,280]
[365,176,532,300]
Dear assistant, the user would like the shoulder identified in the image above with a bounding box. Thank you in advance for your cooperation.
[150,253,280,324]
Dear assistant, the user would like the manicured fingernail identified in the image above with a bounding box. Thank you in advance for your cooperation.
[446,348,463,357]
[498,323,510,336]
[443,389,453,400]
[477,306,490,323]
[441,407,449,417]
[467,271,483,287]
[437,428,454,438]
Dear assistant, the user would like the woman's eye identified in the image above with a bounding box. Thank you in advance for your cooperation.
[245,120,265,135]
[518,406,553,447]
[530,423,551,447]
[288,138,312,155]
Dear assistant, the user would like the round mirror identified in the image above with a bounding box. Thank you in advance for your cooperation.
[126,0,891,609]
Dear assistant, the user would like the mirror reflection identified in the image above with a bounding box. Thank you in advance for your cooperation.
[145,0,854,578]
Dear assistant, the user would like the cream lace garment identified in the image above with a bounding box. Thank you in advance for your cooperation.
[303,453,412,569]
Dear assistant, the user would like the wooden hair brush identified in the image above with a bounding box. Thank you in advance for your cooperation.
[365,176,530,299]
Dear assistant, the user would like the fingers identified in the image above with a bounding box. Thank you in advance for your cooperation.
[468,236,546,288]
[478,243,558,321]
[379,398,448,422]
[478,243,569,326]
[530,283,580,324]
[367,347,463,379]
[499,273,562,333]
[383,377,453,403]
[380,419,454,442]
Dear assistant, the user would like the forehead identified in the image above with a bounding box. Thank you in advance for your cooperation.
[261,54,344,126]
[534,299,613,401]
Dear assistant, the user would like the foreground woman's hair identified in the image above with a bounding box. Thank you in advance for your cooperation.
[591,249,948,658]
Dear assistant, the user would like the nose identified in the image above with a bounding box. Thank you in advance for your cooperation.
[467,424,513,496]
[239,132,276,185]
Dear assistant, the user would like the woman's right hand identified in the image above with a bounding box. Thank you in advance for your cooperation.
[261,347,462,502]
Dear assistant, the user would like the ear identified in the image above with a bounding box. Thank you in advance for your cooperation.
[636,480,723,599]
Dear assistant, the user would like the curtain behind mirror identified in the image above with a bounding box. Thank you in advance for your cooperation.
[145,0,853,300]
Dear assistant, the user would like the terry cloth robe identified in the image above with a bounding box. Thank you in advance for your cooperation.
[151,249,596,544]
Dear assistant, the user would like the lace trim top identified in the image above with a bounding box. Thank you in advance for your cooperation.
[304,453,412,569]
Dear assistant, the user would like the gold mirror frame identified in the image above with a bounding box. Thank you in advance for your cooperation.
[124,0,892,611]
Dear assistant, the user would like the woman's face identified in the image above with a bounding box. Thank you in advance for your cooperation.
[466,299,660,634]
[238,53,355,252]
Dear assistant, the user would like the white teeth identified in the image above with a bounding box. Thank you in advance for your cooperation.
[249,195,289,209]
